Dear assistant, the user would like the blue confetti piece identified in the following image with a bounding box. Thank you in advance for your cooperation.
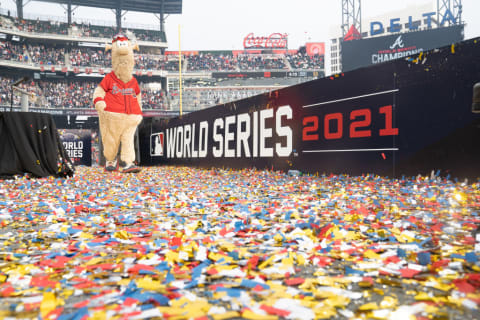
[240,279,270,289]
[164,271,174,284]
[417,252,431,265]
[71,307,89,320]
[465,252,477,263]
[67,227,81,235]
[216,287,243,297]
[345,266,365,276]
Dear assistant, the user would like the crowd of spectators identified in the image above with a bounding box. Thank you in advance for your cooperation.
[0,40,28,62]
[69,48,109,68]
[15,18,68,35]
[136,54,180,71]
[68,48,181,71]
[187,53,237,72]
[28,44,66,66]
[0,14,166,42]
[0,76,41,106]
[142,89,167,110]
[75,23,166,42]
[37,81,94,108]
[0,76,168,110]
[286,52,325,70]
[237,55,288,71]
[0,41,182,70]
[0,73,286,111]
[0,14,325,112]
[0,40,324,72]
[187,53,323,71]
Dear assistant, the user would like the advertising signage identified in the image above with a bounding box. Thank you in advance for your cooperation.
[139,37,480,179]
[243,33,288,49]
[211,71,324,79]
[342,25,464,72]
[369,9,458,37]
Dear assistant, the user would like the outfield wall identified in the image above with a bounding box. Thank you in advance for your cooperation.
[140,38,480,179]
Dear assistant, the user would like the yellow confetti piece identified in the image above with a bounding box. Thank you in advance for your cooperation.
[359,280,374,288]
[358,302,378,311]
[242,309,278,320]
[211,311,241,320]
[258,255,276,269]
[85,257,104,266]
[208,252,233,263]
[313,306,337,319]
[379,296,397,309]
[280,256,294,269]
[165,251,180,264]
[90,310,107,320]
[274,233,284,243]
[425,304,440,314]
[432,282,453,292]
[157,306,188,317]
[364,249,381,260]
[324,295,350,307]
[296,253,306,266]
[136,277,163,291]
[114,230,130,240]
[40,291,62,318]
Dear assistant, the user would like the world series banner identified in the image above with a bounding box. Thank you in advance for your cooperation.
[139,37,480,179]
[58,129,92,166]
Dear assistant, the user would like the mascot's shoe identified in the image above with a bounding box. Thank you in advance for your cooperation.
[121,164,141,173]
[105,160,119,172]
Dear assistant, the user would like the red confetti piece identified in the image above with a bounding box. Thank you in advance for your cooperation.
[30,275,57,288]
[285,278,305,286]
[260,304,291,316]
[399,268,421,278]
[453,279,476,293]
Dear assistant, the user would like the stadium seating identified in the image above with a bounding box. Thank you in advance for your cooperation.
[0,13,167,42]
[0,14,324,111]
[0,76,168,110]
[286,52,325,70]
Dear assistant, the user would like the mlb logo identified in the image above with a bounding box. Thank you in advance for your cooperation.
[151,132,164,156]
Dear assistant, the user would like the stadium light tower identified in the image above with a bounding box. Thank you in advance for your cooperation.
[437,0,462,26]
[341,0,361,38]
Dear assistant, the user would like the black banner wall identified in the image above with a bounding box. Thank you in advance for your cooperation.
[58,129,92,166]
[342,25,464,72]
[139,37,480,179]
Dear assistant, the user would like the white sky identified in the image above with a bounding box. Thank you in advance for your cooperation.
[2,0,479,51]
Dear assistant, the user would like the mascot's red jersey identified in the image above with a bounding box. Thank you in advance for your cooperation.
[99,71,142,115]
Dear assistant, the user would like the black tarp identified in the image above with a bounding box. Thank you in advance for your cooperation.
[0,112,75,179]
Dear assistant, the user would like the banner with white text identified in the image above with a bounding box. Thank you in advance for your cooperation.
[139,38,480,179]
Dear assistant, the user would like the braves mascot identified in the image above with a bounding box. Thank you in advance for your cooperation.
[93,34,142,173]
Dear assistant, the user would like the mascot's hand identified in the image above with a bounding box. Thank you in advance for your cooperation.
[95,100,107,112]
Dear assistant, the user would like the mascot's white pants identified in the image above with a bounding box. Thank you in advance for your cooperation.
[98,110,142,165]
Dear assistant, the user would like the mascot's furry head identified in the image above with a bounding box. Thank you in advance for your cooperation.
[105,34,139,83]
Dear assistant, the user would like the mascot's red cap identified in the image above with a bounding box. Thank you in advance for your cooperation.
[112,34,129,43]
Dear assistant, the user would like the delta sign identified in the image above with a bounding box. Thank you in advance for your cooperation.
[370,9,458,37]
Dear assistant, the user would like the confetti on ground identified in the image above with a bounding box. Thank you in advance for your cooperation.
[0,166,480,320]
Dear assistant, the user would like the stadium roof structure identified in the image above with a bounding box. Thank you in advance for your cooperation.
[31,0,183,14]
